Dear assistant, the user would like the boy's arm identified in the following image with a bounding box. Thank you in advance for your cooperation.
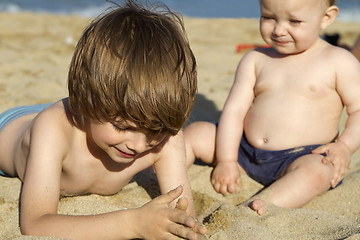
[314,49,360,187]
[20,111,204,239]
[213,52,257,195]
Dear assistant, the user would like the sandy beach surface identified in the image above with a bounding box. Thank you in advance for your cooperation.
[1,12,360,239]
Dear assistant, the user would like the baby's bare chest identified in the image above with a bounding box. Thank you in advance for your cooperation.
[255,62,336,99]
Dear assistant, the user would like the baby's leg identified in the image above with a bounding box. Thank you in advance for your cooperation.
[250,154,333,215]
[183,121,216,167]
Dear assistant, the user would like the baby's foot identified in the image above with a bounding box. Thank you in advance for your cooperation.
[249,199,267,216]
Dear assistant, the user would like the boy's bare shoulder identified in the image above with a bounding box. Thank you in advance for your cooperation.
[32,100,77,143]
[35,101,68,124]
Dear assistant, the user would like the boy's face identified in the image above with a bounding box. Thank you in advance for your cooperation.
[88,119,167,164]
[259,0,328,54]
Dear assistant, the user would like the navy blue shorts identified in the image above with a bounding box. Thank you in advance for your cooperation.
[238,134,323,187]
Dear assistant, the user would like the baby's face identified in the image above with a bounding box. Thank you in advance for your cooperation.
[259,0,328,54]
[88,119,168,164]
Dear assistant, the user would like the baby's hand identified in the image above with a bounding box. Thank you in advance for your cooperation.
[312,141,351,188]
[211,161,242,195]
[136,186,206,240]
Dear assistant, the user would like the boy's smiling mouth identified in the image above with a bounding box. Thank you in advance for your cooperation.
[114,147,136,158]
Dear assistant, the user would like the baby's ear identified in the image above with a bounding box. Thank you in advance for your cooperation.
[321,5,339,30]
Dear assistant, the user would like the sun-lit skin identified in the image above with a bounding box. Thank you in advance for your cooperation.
[259,0,328,55]
[0,0,206,237]
[184,0,360,217]
[89,119,168,164]
[0,100,206,239]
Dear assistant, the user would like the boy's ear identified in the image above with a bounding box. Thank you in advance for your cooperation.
[321,6,339,30]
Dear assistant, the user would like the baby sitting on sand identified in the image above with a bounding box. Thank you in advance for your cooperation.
[185,0,360,215]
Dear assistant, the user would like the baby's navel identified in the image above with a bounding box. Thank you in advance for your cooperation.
[262,138,268,143]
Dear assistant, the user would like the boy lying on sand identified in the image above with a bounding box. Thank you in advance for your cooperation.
[0,1,206,239]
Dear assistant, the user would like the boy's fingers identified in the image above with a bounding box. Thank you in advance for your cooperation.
[169,208,197,229]
[156,185,183,204]
[187,218,207,234]
[168,224,198,240]
[194,224,207,235]
[176,197,188,212]
[168,214,206,239]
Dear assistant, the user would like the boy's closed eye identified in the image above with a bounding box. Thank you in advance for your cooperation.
[112,122,168,149]
[112,120,137,132]
[112,124,127,132]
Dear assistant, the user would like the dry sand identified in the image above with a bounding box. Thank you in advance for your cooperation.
[1,12,360,239]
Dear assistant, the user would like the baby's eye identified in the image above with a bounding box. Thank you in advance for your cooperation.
[289,19,301,25]
[261,16,273,21]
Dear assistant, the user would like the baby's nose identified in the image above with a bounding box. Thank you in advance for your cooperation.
[273,23,286,36]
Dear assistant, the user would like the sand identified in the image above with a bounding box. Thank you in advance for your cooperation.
[1,12,360,239]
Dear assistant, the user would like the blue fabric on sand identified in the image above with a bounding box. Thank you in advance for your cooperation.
[0,170,7,177]
[0,103,52,178]
[0,103,52,131]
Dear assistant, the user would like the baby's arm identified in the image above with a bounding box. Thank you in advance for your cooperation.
[153,131,205,219]
[313,49,360,187]
[214,52,257,195]
[20,113,204,239]
[153,130,206,235]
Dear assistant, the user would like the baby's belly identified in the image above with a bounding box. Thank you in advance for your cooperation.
[244,106,340,150]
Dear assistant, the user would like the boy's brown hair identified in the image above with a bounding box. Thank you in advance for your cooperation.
[68,0,197,136]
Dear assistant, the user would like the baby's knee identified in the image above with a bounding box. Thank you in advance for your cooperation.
[184,121,216,164]
[184,121,216,142]
[303,158,333,188]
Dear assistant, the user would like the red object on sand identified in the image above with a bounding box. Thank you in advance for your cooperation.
[236,44,271,53]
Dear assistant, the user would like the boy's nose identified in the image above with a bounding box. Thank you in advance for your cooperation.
[127,132,149,154]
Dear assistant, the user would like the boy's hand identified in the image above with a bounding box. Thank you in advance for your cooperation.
[312,141,351,188]
[211,161,242,195]
[136,186,206,240]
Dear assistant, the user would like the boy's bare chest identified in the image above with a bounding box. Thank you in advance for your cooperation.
[59,153,152,196]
